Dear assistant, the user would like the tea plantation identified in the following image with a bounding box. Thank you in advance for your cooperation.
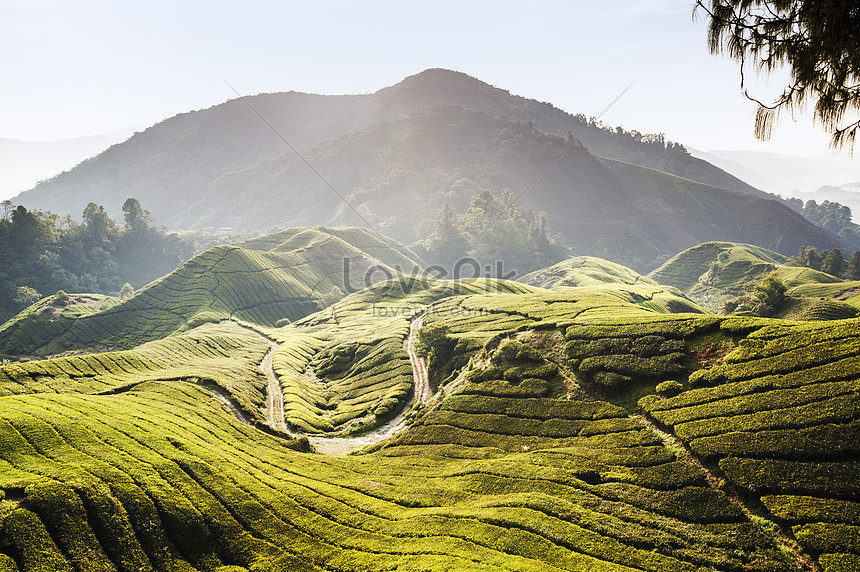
[0,230,858,571]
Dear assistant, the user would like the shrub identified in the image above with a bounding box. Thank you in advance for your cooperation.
[515,344,542,362]
[593,371,632,389]
[491,339,524,365]
[656,380,684,396]
[118,282,135,300]
[51,290,71,306]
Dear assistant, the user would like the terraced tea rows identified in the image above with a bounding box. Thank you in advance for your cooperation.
[0,227,424,356]
[1,228,858,571]
[0,322,271,424]
[640,319,860,569]
[264,278,541,435]
[520,256,660,289]
[376,363,796,571]
[0,356,801,572]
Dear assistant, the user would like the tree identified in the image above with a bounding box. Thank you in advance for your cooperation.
[122,198,152,230]
[697,0,860,148]
[847,250,860,280]
[415,325,456,366]
[9,206,42,255]
[118,283,135,300]
[420,203,471,269]
[14,286,41,306]
[82,203,116,242]
[1,200,12,221]
[787,245,823,270]
[820,248,845,277]
[721,271,787,316]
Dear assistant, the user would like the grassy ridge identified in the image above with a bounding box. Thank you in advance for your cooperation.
[0,227,424,356]
[520,256,660,289]
[0,321,271,423]
[648,241,843,310]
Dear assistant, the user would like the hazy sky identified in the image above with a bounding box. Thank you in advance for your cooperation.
[0,0,852,156]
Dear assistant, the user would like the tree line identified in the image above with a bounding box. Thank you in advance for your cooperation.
[0,198,256,322]
[787,245,860,279]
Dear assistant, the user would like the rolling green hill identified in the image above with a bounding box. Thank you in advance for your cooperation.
[1,228,859,571]
[649,241,846,309]
[0,226,424,357]
[520,256,660,288]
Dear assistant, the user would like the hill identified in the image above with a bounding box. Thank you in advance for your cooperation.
[13,70,763,225]
[0,226,423,357]
[181,105,843,270]
[13,69,844,271]
[1,233,860,569]
[649,241,847,310]
[520,255,662,289]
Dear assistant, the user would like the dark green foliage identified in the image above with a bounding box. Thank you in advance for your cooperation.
[818,553,860,572]
[847,250,860,280]
[821,248,847,277]
[700,0,860,148]
[0,202,198,323]
[416,189,569,277]
[722,272,787,317]
[656,380,684,396]
[415,325,455,365]
[788,245,825,271]
[2,509,73,572]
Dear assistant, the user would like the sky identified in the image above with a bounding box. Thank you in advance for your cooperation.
[0,1,854,156]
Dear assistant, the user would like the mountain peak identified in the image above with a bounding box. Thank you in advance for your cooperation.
[376,68,507,100]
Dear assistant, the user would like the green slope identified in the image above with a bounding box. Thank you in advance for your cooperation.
[649,241,844,309]
[195,106,843,270]
[1,232,859,571]
[0,226,424,357]
[519,256,660,289]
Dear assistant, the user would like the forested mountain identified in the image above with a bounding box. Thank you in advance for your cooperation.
[12,69,834,272]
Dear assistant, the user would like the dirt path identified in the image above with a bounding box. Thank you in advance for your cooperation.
[222,317,430,453]
[310,315,429,455]
[209,388,251,425]
[217,320,287,432]
[261,345,288,432]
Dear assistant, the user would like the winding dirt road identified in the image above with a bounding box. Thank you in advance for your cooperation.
[309,315,430,455]
[262,345,288,433]
[219,316,430,453]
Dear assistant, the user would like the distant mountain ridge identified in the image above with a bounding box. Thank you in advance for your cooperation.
[0,130,135,201]
[12,69,846,270]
